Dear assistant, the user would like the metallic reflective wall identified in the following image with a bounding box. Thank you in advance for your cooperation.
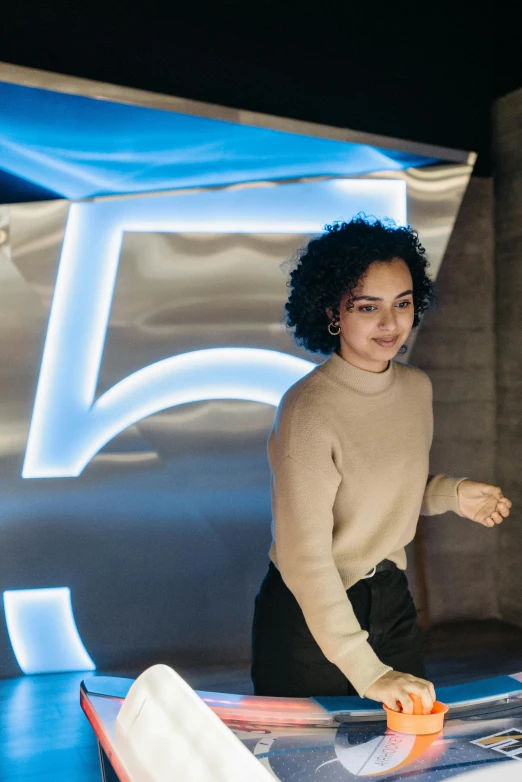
[0,65,474,675]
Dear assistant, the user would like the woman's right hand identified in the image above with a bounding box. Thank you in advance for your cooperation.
[364,670,436,714]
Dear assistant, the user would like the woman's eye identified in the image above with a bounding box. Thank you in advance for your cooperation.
[358,301,411,313]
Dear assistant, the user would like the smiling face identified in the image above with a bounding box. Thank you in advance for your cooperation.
[329,257,415,372]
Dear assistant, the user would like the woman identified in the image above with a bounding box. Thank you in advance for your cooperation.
[251,216,512,715]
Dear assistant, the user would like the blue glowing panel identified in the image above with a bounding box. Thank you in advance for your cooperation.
[22,178,406,478]
[3,587,95,674]
[0,80,438,201]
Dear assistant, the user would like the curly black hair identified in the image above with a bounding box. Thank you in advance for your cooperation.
[283,215,436,355]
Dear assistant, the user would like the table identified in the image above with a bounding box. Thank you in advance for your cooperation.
[80,668,522,781]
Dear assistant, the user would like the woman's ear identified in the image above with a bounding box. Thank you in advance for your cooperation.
[325,307,332,320]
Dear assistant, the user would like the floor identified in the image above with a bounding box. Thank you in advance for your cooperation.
[1,620,522,781]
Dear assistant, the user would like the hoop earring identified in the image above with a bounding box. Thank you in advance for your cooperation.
[328,322,341,336]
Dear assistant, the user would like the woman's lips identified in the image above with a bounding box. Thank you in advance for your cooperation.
[373,337,398,347]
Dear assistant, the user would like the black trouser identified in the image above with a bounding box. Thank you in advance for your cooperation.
[251,561,425,697]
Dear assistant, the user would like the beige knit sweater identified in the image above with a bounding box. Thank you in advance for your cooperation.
[267,350,468,697]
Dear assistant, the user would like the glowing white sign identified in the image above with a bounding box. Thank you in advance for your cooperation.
[3,587,95,674]
[22,179,406,478]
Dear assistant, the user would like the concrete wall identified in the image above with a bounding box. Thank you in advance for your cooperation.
[407,89,522,631]
[410,177,500,624]
[493,88,522,628]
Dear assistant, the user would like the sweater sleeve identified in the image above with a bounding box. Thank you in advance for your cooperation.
[421,473,469,517]
[272,452,392,697]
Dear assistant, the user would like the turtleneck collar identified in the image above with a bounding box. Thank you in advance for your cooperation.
[320,350,396,395]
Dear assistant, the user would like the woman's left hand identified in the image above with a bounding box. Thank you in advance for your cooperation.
[457,480,512,527]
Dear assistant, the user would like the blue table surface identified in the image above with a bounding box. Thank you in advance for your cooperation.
[313,674,522,714]
[82,672,522,715]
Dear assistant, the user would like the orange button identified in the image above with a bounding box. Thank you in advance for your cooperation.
[383,693,449,735]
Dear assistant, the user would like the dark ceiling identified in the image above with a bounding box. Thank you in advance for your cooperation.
[0,2,514,177]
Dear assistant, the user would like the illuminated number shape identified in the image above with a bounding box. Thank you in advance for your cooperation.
[22,180,406,477]
[3,587,95,674]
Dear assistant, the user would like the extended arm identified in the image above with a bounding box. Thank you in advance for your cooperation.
[272,453,392,697]
[421,473,468,516]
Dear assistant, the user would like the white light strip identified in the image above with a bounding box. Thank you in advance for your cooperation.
[3,587,95,674]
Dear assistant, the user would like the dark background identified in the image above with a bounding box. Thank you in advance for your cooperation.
[0,1,516,177]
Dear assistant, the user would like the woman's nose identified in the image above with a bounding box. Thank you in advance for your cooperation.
[379,310,397,328]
